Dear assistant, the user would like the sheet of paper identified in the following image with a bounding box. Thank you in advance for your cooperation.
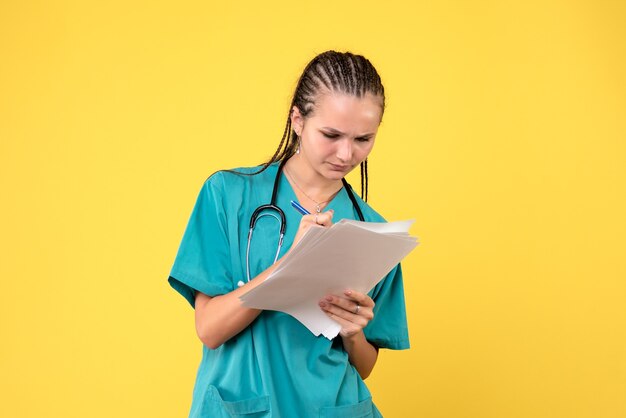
[240,219,418,339]
[336,218,415,234]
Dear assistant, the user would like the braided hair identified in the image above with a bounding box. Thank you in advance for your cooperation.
[256,51,385,201]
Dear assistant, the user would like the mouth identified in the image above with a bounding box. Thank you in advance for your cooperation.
[328,163,351,171]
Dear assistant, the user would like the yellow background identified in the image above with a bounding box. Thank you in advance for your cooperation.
[1,1,625,417]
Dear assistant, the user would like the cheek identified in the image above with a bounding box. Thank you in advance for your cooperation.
[356,142,375,158]
[316,139,336,155]
[306,136,333,159]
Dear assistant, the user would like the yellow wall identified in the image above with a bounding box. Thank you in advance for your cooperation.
[1,1,625,417]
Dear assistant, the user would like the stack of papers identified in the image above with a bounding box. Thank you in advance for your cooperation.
[240,219,419,339]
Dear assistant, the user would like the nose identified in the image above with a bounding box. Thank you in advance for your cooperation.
[336,139,353,162]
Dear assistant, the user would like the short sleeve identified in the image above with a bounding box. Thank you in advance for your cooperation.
[363,264,410,350]
[168,173,234,308]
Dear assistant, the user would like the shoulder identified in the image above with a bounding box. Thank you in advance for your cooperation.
[347,189,387,223]
[204,164,277,190]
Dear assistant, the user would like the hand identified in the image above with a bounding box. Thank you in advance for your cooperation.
[291,209,334,248]
[319,289,375,338]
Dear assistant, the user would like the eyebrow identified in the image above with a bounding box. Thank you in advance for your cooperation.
[320,127,375,137]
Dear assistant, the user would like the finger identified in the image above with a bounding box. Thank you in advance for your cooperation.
[297,216,324,235]
[315,210,334,227]
[323,312,361,337]
[320,302,369,327]
[341,289,375,308]
[320,297,373,322]
[322,294,361,314]
[300,214,318,225]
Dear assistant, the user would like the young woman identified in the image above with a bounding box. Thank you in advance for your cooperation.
[169,51,409,417]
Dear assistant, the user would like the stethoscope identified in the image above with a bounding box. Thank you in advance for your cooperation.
[242,159,365,285]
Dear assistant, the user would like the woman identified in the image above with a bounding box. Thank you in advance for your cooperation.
[168,51,409,417]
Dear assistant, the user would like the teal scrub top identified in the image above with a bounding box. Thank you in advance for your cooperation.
[168,163,410,418]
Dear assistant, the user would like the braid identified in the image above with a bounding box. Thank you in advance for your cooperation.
[264,116,291,168]
[360,160,364,199]
[361,158,369,202]
[337,54,352,94]
[360,159,369,202]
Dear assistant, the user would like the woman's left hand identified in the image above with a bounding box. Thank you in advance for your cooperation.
[319,290,375,338]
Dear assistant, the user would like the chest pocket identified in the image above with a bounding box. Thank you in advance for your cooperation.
[247,211,282,279]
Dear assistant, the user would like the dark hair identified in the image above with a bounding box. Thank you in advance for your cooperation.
[258,50,385,201]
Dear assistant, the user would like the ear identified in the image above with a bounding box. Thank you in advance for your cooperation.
[290,106,304,136]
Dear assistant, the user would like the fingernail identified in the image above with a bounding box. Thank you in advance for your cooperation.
[325,295,333,302]
[344,290,352,295]
[319,301,326,307]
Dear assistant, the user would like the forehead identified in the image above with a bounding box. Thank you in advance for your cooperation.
[308,92,383,131]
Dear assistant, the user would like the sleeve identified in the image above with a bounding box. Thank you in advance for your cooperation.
[167,173,234,308]
[363,264,410,350]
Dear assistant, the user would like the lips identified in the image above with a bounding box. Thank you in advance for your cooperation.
[328,163,351,171]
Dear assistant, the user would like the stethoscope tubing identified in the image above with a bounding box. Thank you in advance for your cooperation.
[244,159,364,284]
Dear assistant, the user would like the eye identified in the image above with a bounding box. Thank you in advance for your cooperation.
[355,136,372,143]
[322,132,340,139]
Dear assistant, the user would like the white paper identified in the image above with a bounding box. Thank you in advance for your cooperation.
[239,219,419,339]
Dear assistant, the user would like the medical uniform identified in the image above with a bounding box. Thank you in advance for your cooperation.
[168,162,409,418]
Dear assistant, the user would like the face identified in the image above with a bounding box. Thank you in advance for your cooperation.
[291,92,383,181]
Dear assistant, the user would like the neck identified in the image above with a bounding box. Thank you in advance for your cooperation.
[283,155,343,206]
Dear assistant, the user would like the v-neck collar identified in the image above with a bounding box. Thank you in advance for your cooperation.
[274,162,349,215]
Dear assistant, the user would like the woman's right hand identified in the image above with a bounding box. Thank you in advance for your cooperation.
[291,209,334,248]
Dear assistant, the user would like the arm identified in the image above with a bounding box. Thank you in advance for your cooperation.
[341,331,379,379]
[194,261,281,349]
[319,290,378,379]
[195,210,335,349]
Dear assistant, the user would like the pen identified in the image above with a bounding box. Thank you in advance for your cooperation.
[290,200,310,215]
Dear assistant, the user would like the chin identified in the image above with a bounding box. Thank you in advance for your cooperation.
[324,169,351,181]
[316,162,355,180]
